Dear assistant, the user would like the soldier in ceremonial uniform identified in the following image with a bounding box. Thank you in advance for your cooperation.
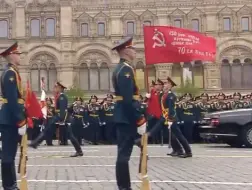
[69,97,85,145]
[112,37,146,190]
[213,93,230,111]
[30,82,83,157]
[180,93,197,144]
[163,77,192,158]
[87,95,102,144]
[231,92,244,109]
[103,94,116,144]
[45,97,55,145]
[0,42,27,190]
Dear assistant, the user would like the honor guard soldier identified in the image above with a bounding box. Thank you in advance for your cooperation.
[45,97,55,145]
[180,93,196,144]
[30,82,83,157]
[112,37,147,190]
[0,42,27,190]
[162,77,192,158]
[196,93,212,122]
[231,92,244,109]
[69,97,85,145]
[87,95,102,144]
[103,94,116,144]
[213,93,230,111]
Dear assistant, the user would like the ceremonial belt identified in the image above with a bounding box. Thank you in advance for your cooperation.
[183,111,193,115]
[105,113,113,116]
[74,114,83,118]
[115,95,140,101]
[2,98,24,104]
[47,116,53,118]
[90,114,98,117]
[55,109,67,113]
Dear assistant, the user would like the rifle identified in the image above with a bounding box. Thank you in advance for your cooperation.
[168,125,171,148]
[18,133,28,190]
[139,133,151,190]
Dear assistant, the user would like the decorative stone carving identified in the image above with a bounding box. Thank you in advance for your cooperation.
[79,52,109,67]
[27,0,43,12]
[187,7,204,18]
[121,10,139,21]
[237,5,252,15]
[218,6,235,16]
[0,0,12,12]
[139,9,156,21]
[43,0,60,12]
[15,0,26,8]
[30,53,57,67]
[220,46,252,63]
[169,8,186,27]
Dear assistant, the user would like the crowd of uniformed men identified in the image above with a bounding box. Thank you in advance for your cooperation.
[27,83,252,147]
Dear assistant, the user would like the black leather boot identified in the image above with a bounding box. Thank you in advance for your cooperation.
[1,162,19,190]
[70,152,83,157]
[29,132,45,149]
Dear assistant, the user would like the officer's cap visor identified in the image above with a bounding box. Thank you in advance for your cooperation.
[111,37,134,51]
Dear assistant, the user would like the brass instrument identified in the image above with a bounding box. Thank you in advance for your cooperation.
[18,133,28,190]
[139,133,150,190]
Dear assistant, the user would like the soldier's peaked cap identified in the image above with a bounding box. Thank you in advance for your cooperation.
[218,92,225,97]
[156,78,164,85]
[167,77,177,87]
[151,80,156,86]
[111,37,134,51]
[107,94,113,99]
[75,97,83,102]
[200,93,208,97]
[55,81,66,89]
[91,95,98,100]
[0,42,22,57]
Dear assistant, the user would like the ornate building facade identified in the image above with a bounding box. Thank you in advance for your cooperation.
[0,0,252,95]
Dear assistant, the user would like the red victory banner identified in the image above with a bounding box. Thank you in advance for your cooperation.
[143,26,216,65]
[25,80,43,128]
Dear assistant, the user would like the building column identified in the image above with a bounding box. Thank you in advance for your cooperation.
[59,0,74,88]
[204,62,221,90]
[15,0,26,39]
[155,63,173,81]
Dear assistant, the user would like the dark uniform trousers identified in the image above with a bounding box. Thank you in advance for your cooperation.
[89,116,100,144]
[116,123,136,190]
[71,116,84,145]
[59,124,68,145]
[1,126,19,190]
[31,117,82,153]
[45,117,56,145]
[170,122,191,153]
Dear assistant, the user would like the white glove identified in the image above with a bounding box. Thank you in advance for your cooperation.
[18,125,27,136]
[145,93,151,98]
[137,122,147,135]
[168,121,173,129]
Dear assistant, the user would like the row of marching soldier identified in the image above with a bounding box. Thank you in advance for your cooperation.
[146,79,252,145]
[28,93,117,146]
[27,89,252,147]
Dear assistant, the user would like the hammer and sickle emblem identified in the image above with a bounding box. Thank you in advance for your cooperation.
[152,29,166,48]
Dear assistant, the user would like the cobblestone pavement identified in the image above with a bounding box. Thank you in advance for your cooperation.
[1,143,252,190]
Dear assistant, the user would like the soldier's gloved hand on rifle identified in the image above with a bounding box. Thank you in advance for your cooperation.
[167,121,173,129]
[137,122,146,135]
[18,125,27,136]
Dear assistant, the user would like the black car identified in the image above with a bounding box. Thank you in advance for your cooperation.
[199,108,252,148]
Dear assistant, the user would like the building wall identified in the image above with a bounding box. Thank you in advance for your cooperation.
[0,0,252,96]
